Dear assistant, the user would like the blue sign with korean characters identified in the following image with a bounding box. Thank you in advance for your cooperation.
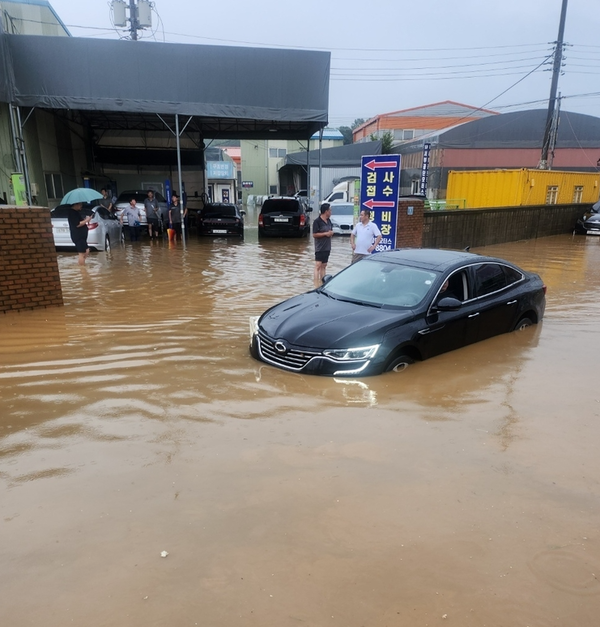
[360,154,401,251]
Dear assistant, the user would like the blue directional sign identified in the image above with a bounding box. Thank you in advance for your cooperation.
[360,154,401,251]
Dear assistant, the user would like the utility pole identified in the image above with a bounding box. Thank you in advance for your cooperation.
[129,0,138,40]
[539,0,568,169]
[112,1,151,40]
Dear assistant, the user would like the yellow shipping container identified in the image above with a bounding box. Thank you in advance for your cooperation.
[446,169,600,208]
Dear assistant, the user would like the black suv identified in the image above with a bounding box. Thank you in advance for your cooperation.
[258,196,312,238]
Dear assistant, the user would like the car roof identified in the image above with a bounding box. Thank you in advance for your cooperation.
[372,248,508,271]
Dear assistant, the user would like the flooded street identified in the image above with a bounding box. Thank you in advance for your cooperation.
[2,217,600,626]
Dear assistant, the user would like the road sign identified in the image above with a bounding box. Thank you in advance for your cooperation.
[360,154,401,251]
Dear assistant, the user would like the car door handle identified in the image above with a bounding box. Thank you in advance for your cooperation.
[468,313,480,318]
[418,325,445,335]
[506,300,517,305]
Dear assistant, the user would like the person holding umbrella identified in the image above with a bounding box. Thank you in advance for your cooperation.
[61,188,104,266]
[67,203,92,265]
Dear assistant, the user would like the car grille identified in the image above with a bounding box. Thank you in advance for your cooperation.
[257,330,322,370]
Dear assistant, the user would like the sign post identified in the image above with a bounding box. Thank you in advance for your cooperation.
[360,155,401,251]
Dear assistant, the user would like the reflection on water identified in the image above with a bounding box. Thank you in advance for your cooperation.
[2,232,600,626]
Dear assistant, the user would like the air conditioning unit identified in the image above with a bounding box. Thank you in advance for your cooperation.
[30,182,39,196]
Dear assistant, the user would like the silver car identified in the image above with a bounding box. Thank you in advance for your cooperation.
[114,190,168,226]
[51,204,124,252]
[330,202,356,235]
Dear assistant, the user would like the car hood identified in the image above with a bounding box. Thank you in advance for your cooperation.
[584,213,600,224]
[259,292,413,348]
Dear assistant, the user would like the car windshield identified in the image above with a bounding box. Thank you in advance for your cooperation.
[201,205,237,217]
[261,199,300,214]
[321,259,440,308]
[330,204,354,216]
[117,191,165,204]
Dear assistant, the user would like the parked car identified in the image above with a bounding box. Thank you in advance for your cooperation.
[329,202,355,235]
[114,190,168,226]
[258,196,312,238]
[198,203,244,237]
[51,204,123,252]
[574,201,600,235]
[250,248,546,377]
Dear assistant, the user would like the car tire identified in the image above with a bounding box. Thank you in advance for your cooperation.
[514,317,533,331]
[385,353,415,373]
[104,234,111,252]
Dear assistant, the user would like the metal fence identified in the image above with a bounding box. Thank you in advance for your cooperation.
[422,203,585,250]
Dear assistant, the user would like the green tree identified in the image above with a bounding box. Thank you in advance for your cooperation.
[337,118,367,145]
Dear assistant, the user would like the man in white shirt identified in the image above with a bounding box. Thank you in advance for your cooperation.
[350,209,382,263]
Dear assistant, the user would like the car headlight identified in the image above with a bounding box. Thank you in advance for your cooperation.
[249,316,260,339]
[323,345,380,361]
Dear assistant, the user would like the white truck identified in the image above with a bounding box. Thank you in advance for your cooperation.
[323,176,360,204]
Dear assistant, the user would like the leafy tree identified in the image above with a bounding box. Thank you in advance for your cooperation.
[337,118,367,145]
[381,131,395,154]
[338,126,353,145]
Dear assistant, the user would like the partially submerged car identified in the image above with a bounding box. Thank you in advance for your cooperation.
[258,196,312,238]
[198,203,244,237]
[250,248,546,377]
[51,204,123,252]
[114,190,168,226]
[329,202,355,235]
[574,201,600,235]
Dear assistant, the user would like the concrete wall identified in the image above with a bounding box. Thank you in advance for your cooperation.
[0,206,63,313]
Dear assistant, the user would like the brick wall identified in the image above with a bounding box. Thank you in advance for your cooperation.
[0,206,63,313]
[396,197,425,248]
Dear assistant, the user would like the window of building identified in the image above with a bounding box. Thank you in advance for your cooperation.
[269,148,278,158]
[411,179,421,194]
[403,129,414,140]
[269,185,278,194]
[545,186,559,205]
[44,173,64,200]
[269,148,287,158]
[573,186,584,203]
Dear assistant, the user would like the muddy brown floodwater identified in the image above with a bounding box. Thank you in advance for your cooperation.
[1,219,600,626]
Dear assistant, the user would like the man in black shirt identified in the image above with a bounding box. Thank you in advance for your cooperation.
[312,203,333,288]
[67,202,92,265]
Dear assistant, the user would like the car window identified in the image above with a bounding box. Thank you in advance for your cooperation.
[322,260,439,308]
[503,265,523,285]
[201,205,236,217]
[97,207,111,220]
[261,199,301,214]
[473,263,508,297]
[328,193,344,202]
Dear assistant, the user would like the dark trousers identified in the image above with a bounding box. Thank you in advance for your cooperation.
[128,225,140,241]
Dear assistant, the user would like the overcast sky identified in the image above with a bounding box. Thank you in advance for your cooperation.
[49,0,600,127]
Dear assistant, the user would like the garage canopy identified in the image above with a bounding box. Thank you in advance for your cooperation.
[0,32,330,139]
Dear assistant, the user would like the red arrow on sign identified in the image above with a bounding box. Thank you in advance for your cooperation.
[362,199,396,210]
[364,159,399,170]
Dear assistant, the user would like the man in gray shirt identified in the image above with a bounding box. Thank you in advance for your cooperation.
[144,190,160,239]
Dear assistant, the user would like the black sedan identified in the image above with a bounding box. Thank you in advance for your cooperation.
[250,248,546,377]
[198,203,244,237]
[574,201,600,235]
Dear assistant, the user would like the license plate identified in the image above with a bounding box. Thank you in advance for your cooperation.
[274,217,289,223]
[587,230,600,235]
[213,229,227,234]
[55,227,69,233]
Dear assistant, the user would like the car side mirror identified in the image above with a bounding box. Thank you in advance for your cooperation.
[240,210,246,216]
[435,296,462,311]
[322,274,333,285]
[306,207,313,213]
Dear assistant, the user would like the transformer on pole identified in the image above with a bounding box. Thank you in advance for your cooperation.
[111,0,152,40]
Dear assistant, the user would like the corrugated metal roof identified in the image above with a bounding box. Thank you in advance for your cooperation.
[396,110,600,150]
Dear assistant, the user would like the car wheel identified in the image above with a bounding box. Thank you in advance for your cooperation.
[514,317,533,331]
[104,234,111,252]
[385,353,415,373]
